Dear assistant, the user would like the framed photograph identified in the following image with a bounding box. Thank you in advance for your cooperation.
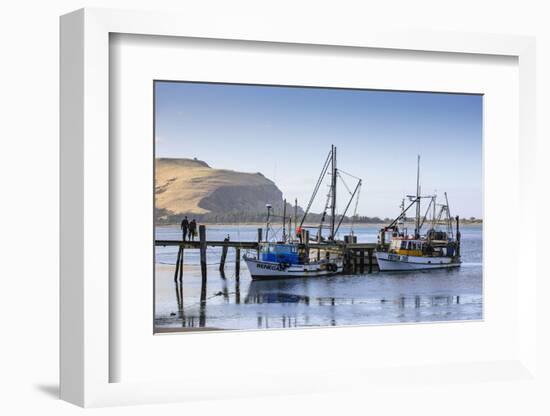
[60,8,537,407]
[153,81,482,333]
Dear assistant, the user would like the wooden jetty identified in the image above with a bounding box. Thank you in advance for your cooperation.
[155,225,378,284]
[156,225,377,330]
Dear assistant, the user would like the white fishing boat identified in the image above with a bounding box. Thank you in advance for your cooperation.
[375,239,460,271]
[244,145,361,280]
[244,243,343,280]
[375,156,461,272]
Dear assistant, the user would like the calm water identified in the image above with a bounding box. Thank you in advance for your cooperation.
[154,224,482,331]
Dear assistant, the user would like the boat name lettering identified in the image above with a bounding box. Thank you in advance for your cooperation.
[256,263,284,271]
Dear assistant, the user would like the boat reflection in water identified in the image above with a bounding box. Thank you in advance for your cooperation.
[244,280,311,305]
[166,273,472,331]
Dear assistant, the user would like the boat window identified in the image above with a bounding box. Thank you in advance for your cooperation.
[400,241,407,249]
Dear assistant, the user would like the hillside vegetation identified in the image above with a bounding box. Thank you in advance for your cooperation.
[155,158,296,223]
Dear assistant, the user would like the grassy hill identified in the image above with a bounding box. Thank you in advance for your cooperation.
[155,158,295,223]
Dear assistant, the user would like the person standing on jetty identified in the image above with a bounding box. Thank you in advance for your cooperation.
[180,216,189,241]
[189,219,197,241]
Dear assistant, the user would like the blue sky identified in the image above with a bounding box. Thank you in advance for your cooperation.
[155,81,483,219]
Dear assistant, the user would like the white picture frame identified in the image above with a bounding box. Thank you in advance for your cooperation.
[60,7,537,407]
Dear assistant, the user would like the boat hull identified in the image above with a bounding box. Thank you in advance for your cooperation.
[244,257,342,280]
[375,251,460,271]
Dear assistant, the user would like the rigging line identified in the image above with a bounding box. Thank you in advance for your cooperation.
[350,182,362,234]
[337,172,353,195]
[322,183,332,215]
[315,176,334,238]
[388,198,418,229]
[338,169,362,181]
[334,179,362,236]
[419,197,434,230]
[299,149,332,228]
[435,205,445,228]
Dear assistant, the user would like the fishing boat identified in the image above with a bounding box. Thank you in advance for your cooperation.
[244,243,343,280]
[375,156,461,272]
[244,145,361,280]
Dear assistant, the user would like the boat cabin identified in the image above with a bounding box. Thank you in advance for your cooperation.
[388,238,455,257]
[260,243,301,264]
[389,239,425,256]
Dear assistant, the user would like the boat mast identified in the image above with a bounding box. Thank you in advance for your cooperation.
[299,149,332,229]
[415,155,421,238]
[330,145,337,240]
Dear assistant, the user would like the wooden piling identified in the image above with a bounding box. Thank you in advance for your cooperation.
[368,249,373,273]
[235,248,241,278]
[199,225,207,286]
[199,225,207,328]
[174,246,181,283]
[360,249,365,274]
[343,250,349,274]
[219,236,229,272]
[179,247,184,282]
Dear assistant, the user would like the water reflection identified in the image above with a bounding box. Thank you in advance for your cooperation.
[174,281,185,320]
[166,269,474,331]
[235,273,241,305]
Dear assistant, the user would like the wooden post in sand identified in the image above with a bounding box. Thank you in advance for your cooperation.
[219,236,229,273]
[178,247,184,282]
[174,246,182,283]
[174,246,183,283]
[199,225,207,286]
[199,225,207,327]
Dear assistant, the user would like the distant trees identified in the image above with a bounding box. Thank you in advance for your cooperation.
[156,209,391,225]
[156,208,483,225]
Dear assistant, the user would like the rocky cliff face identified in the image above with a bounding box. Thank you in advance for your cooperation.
[155,158,294,223]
